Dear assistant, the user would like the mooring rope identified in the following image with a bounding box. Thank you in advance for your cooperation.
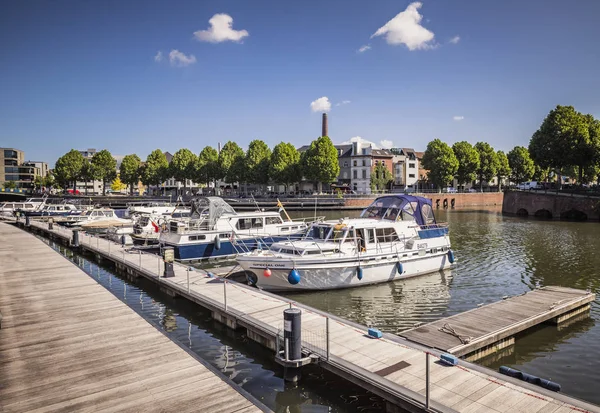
[438,323,472,344]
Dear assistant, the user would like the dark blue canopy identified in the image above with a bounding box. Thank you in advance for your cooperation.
[360,195,436,227]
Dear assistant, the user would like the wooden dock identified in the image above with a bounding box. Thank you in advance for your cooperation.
[401,287,595,361]
[16,220,600,413]
[0,223,267,413]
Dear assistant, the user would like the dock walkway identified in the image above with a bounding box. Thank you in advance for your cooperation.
[19,220,600,413]
[0,223,267,413]
[401,286,595,361]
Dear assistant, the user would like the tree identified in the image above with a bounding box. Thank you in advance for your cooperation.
[452,141,480,188]
[34,175,44,191]
[120,154,141,195]
[370,162,393,192]
[195,146,220,190]
[54,149,84,191]
[169,149,197,195]
[507,146,534,185]
[529,105,600,185]
[270,142,301,191]
[218,141,245,185]
[3,181,17,190]
[421,139,458,191]
[79,159,95,195]
[496,151,511,191]
[301,136,340,193]
[91,149,117,196]
[474,142,499,190]
[245,140,271,187]
[44,172,56,190]
[111,176,127,192]
[141,149,169,194]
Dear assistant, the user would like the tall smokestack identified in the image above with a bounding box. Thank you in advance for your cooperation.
[322,113,328,137]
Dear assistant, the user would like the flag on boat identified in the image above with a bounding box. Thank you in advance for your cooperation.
[151,220,159,233]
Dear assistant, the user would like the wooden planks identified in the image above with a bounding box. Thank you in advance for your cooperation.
[400,287,595,356]
[22,220,600,413]
[0,223,265,413]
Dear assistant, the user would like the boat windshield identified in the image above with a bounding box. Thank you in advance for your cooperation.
[304,224,332,241]
[361,197,415,222]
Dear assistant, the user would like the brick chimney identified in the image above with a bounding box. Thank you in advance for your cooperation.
[322,113,328,137]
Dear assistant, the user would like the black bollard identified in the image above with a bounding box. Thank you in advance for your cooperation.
[163,246,175,277]
[48,218,53,230]
[72,229,80,247]
[25,215,30,227]
[283,308,302,382]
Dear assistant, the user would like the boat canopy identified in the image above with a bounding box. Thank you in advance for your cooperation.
[360,195,436,226]
[190,197,237,227]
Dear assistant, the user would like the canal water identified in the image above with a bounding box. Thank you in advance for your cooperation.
[286,208,600,405]
[39,236,387,413]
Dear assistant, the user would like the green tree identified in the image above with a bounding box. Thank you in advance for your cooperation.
[529,105,600,185]
[474,142,499,190]
[169,149,197,195]
[533,164,551,183]
[3,181,17,190]
[245,139,271,187]
[370,162,393,192]
[119,154,141,195]
[218,141,245,185]
[301,136,340,193]
[496,150,511,191]
[79,159,95,195]
[270,142,301,191]
[141,149,169,194]
[421,139,458,191]
[43,172,56,190]
[195,146,220,189]
[507,146,535,185]
[34,175,44,191]
[54,149,84,191]
[91,150,117,195]
[452,141,480,188]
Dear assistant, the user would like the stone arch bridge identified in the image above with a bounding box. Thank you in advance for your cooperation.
[503,190,600,221]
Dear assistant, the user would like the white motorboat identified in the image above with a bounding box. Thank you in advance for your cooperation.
[62,207,129,227]
[0,200,41,217]
[126,201,181,216]
[131,209,191,245]
[159,197,317,261]
[236,195,455,291]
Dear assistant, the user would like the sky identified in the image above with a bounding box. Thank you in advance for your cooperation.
[1,0,600,165]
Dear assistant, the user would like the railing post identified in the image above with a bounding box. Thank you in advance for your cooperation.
[326,316,330,361]
[187,267,190,293]
[223,279,228,312]
[425,352,430,410]
[139,250,142,268]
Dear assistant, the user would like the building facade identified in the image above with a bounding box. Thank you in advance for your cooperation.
[1,148,46,190]
[391,148,420,192]
[350,141,373,194]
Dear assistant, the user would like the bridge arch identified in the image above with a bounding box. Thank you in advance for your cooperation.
[560,209,588,221]
[516,208,529,217]
[534,209,553,219]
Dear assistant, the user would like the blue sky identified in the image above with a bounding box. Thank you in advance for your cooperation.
[2,0,600,165]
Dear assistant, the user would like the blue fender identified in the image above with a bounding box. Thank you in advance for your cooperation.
[397,262,403,274]
[214,235,221,250]
[288,269,301,285]
[357,267,363,280]
[447,249,455,264]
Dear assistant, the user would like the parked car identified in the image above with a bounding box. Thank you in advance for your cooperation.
[518,181,543,190]
[442,187,458,193]
[468,188,479,193]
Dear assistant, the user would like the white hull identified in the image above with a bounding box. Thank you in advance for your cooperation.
[238,250,454,291]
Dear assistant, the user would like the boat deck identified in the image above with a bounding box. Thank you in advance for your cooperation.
[0,222,267,413]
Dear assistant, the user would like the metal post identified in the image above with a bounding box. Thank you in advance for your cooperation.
[187,267,190,293]
[326,317,330,361]
[25,215,30,227]
[97,236,99,249]
[108,239,110,255]
[223,280,227,312]
[139,250,142,268]
[283,308,302,382]
[72,230,80,247]
[425,352,430,410]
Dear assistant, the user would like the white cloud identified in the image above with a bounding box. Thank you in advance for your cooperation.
[453,116,465,121]
[154,51,163,62]
[169,49,197,67]
[449,35,460,44]
[335,100,351,107]
[341,136,379,149]
[357,44,371,53]
[310,97,331,113]
[380,139,394,149]
[371,2,435,51]
[194,13,249,43]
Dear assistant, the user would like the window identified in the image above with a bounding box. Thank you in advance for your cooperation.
[343,161,348,167]
[353,160,357,167]
[4,160,17,166]
[362,170,367,179]
[375,160,379,165]
[266,216,282,225]
[3,150,18,159]
[353,170,357,179]
[219,233,230,238]
[236,218,264,229]
[343,172,348,179]
[367,229,375,243]
[362,148,367,155]
[409,174,415,178]
[188,235,206,241]
[375,227,399,243]
[409,163,415,168]
[382,161,386,166]
[362,159,366,167]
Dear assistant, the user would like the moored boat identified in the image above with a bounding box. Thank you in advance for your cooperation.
[159,197,317,261]
[236,195,455,291]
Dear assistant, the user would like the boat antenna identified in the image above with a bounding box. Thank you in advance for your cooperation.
[277,198,292,222]
[250,194,261,211]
